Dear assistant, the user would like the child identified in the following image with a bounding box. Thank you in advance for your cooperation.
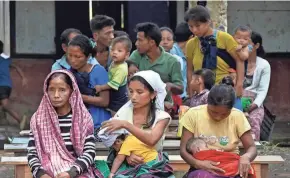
[187,69,215,107]
[109,134,158,178]
[0,40,27,129]
[94,36,131,114]
[233,25,253,61]
[125,60,139,81]
[186,137,255,178]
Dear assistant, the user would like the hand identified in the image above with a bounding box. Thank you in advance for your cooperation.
[238,155,251,178]
[109,173,115,178]
[101,120,128,134]
[126,153,144,166]
[95,85,102,93]
[166,83,173,92]
[56,172,70,178]
[236,44,243,52]
[40,174,52,178]
[247,104,258,113]
[22,77,28,87]
[195,160,225,175]
[235,84,243,97]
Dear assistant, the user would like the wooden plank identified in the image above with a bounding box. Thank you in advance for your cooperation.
[261,164,269,178]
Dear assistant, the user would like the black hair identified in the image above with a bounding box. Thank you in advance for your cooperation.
[193,69,215,90]
[174,22,193,42]
[160,27,174,36]
[207,84,236,109]
[46,72,73,91]
[114,30,130,38]
[186,137,207,154]
[90,15,115,32]
[111,36,132,52]
[135,22,162,46]
[220,76,234,87]
[60,28,82,46]
[184,5,210,23]
[234,25,252,35]
[68,35,93,57]
[126,60,138,69]
[0,40,3,54]
[129,76,156,128]
[116,134,127,141]
[251,31,266,58]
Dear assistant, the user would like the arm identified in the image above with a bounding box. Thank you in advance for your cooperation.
[236,45,249,61]
[67,135,96,178]
[95,84,112,93]
[82,90,109,107]
[27,131,48,178]
[186,40,194,98]
[253,63,271,107]
[180,127,198,167]
[240,131,257,162]
[110,154,126,175]
[124,119,169,147]
[168,58,183,95]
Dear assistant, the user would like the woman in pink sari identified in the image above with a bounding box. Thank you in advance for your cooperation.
[27,70,101,178]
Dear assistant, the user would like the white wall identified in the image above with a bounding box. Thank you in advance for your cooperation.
[15,1,56,54]
[228,1,290,53]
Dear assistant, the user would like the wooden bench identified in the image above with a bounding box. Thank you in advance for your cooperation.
[0,155,284,178]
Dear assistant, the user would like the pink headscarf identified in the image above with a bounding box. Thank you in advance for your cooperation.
[30,70,95,177]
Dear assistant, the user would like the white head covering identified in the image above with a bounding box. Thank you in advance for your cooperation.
[122,70,167,110]
[97,125,129,148]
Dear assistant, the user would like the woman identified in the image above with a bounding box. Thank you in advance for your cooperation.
[66,34,111,138]
[184,5,246,97]
[180,84,257,178]
[28,70,102,178]
[101,70,174,177]
[243,31,271,140]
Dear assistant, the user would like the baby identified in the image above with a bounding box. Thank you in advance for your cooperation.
[186,137,255,177]
[109,134,158,178]
[233,25,253,61]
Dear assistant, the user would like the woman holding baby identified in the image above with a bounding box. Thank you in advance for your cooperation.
[180,84,257,178]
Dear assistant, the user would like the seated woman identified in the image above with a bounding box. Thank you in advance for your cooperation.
[180,84,257,178]
[101,70,175,178]
[27,70,102,178]
[243,32,271,141]
[66,34,111,139]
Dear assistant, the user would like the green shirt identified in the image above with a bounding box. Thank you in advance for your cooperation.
[129,47,183,103]
[108,62,128,90]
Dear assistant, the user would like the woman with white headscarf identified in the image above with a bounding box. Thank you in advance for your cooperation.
[101,70,174,177]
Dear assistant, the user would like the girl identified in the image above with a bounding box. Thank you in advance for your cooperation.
[243,31,271,140]
[185,5,246,98]
[180,84,257,178]
[66,35,111,139]
[28,70,102,178]
[101,70,174,177]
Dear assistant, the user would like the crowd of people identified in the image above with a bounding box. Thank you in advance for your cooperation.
[0,4,272,178]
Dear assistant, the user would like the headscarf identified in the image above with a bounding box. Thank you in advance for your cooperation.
[29,70,94,177]
[98,70,167,147]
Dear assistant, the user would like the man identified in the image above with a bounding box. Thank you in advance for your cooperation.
[129,22,183,111]
[51,28,98,71]
[90,15,115,70]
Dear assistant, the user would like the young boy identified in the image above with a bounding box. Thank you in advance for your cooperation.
[108,134,158,178]
[233,25,253,61]
[94,36,131,114]
[186,137,255,178]
[125,60,139,81]
[0,40,27,129]
[187,69,215,107]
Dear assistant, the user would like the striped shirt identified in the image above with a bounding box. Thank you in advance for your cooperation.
[27,112,96,178]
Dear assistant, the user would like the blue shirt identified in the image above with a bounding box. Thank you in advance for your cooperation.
[87,64,111,128]
[234,97,243,111]
[170,43,187,98]
[0,53,12,87]
[51,55,99,71]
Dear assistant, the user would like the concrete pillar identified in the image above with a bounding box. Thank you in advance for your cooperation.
[188,0,228,32]
[0,1,10,55]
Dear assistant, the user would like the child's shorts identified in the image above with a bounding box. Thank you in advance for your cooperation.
[0,86,11,100]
